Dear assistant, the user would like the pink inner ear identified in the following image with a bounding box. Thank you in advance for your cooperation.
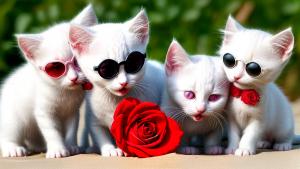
[273,35,293,58]
[18,37,41,60]
[69,25,92,54]
[166,45,178,75]
[19,39,33,59]
[129,12,149,43]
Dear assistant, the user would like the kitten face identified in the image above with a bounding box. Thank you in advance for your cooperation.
[69,9,149,96]
[219,16,294,87]
[165,40,229,121]
[16,5,97,89]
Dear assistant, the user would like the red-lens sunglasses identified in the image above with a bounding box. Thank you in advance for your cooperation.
[39,56,80,79]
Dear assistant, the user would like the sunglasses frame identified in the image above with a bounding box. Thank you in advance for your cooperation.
[223,53,263,78]
[93,51,146,80]
[39,56,80,79]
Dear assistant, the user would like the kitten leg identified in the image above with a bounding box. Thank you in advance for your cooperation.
[225,120,240,154]
[273,135,293,151]
[1,117,27,157]
[1,142,27,157]
[1,127,27,157]
[272,121,293,151]
[235,120,262,156]
[35,108,69,158]
[176,134,200,155]
[273,142,292,151]
[89,122,123,157]
[257,140,272,149]
[204,129,223,155]
[65,112,80,155]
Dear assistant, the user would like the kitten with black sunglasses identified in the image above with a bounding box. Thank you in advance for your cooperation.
[0,5,97,158]
[69,9,164,156]
[219,16,300,156]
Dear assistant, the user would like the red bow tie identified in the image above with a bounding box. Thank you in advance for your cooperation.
[229,84,260,106]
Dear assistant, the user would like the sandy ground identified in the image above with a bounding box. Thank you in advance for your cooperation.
[0,100,300,169]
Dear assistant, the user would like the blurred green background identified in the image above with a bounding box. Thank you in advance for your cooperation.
[0,0,299,100]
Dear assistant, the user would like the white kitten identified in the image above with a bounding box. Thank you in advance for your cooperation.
[0,5,97,158]
[69,9,164,156]
[219,16,296,156]
[161,40,229,155]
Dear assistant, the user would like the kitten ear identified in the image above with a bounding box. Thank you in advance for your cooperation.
[165,40,191,76]
[271,27,294,62]
[16,34,42,61]
[125,9,149,44]
[222,15,244,45]
[71,4,98,26]
[69,24,93,55]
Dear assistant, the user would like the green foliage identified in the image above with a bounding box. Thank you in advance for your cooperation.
[0,0,299,99]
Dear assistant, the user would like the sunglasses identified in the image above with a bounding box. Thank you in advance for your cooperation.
[223,53,262,77]
[39,56,80,79]
[93,51,146,79]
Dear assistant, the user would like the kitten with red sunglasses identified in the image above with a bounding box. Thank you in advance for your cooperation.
[69,9,165,156]
[0,5,97,158]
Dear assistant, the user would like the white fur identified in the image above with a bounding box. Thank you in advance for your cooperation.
[161,40,229,155]
[0,5,97,158]
[69,9,164,156]
[220,16,295,156]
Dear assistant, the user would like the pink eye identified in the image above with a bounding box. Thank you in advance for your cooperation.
[184,91,195,99]
[208,94,221,102]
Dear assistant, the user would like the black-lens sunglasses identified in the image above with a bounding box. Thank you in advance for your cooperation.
[93,51,146,79]
[223,53,262,77]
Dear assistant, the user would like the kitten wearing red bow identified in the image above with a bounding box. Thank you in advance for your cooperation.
[219,16,299,156]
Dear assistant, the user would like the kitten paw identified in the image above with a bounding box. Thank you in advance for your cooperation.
[205,146,223,155]
[101,144,123,157]
[177,146,200,155]
[257,141,272,149]
[273,143,292,151]
[85,146,100,154]
[234,148,255,156]
[67,145,81,155]
[2,145,27,157]
[46,147,70,158]
[225,147,236,154]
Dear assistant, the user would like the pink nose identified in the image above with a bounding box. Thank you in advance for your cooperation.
[234,76,241,81]
[120,82,128,87]
[197,109,205,114]
[196,105,206,114]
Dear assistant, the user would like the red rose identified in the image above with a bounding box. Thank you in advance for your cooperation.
[230,84,242,97]
[241,89,260,106]
[110,97,183,158]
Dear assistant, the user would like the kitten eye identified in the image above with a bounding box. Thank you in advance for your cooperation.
[184,91,195,100]
[223,53,236,68]
[246,62,261,77]
[208,94,221,102]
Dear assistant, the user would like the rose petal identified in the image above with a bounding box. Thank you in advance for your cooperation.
[126,111,167,146]
[125,117,183,157]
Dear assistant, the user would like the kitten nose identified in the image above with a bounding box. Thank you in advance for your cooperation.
[196,105,206,114]
[120,82,128,87]
[197,109,206,114]
[234,76,241,81]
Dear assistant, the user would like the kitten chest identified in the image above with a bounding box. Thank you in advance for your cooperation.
[227,97,263,129]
